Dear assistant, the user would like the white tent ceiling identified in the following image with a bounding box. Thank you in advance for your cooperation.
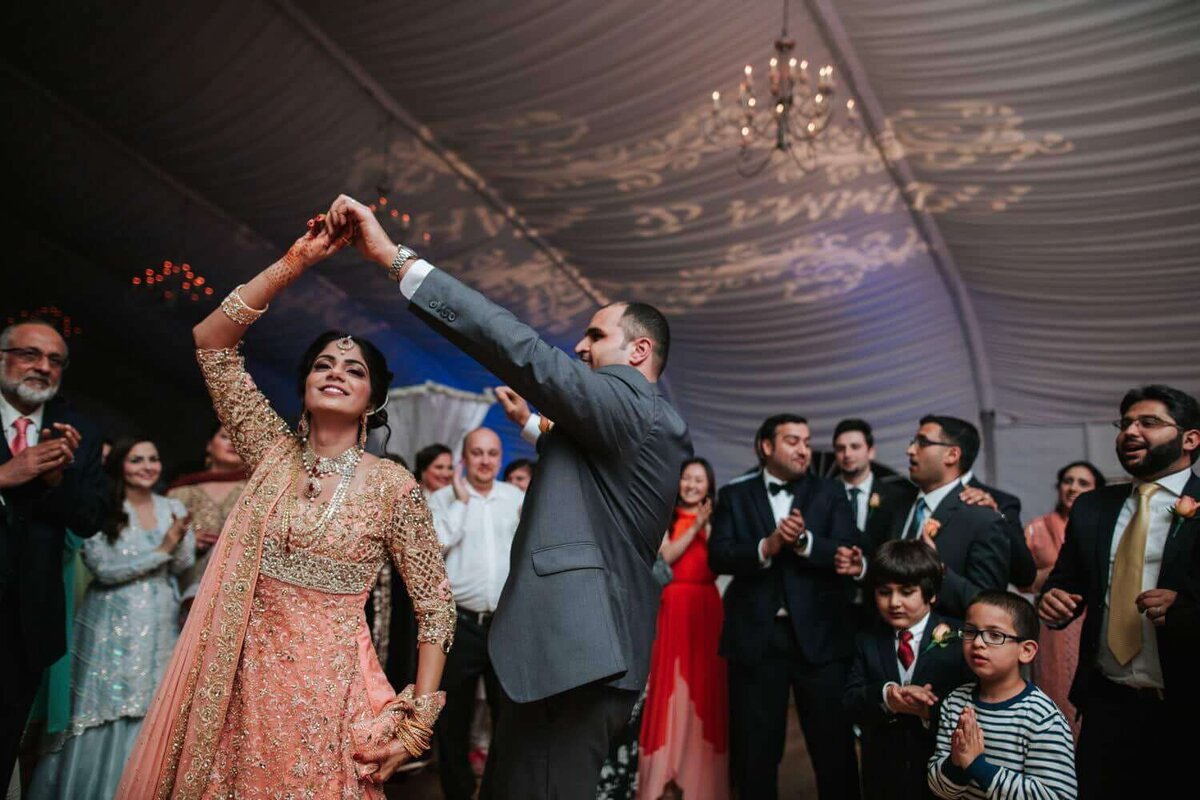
[2,0,1198,499]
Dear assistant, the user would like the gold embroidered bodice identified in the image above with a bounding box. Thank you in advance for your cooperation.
[195,346,455,652]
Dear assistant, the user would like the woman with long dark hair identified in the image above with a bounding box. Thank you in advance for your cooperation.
[119,217,454,798]
[29,438,193,799]
[637,457,729,800]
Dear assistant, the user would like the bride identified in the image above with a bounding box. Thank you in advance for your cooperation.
[118,215,455,799]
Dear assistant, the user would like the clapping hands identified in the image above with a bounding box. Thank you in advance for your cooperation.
[886,682,938,721]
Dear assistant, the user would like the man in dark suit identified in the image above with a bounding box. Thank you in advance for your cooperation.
[953,420,1037,588]
[1040,385,1200,799]
[709,413,862,800]
[0,320,106,788]
[333,196,692,799]
[832,418,912,625]
[837,415,1009,618]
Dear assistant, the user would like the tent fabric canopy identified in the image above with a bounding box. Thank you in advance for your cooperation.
[2,0,1197,507]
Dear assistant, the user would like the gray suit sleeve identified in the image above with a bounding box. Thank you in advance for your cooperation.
[409,268,643,455]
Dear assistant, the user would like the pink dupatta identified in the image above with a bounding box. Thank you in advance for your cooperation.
[117,435,294,800]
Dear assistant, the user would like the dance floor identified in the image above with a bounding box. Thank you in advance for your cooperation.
[384,705,817,798]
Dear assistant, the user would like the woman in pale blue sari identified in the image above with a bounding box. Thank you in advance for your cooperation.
[28,438,193,800]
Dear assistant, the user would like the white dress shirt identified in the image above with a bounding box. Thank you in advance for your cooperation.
[882,610,932,709]
[427,480,524,615]
[899,479,962,540]
[0,393,44,451]
[1097,466,1193,689]
[842,472,876,531]
[757,469,816,567]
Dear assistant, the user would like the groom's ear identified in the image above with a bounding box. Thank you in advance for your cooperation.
[627,336,653,368]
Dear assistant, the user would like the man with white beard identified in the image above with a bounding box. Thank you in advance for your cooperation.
[0,320,107,792]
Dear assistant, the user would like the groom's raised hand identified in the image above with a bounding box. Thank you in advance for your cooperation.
[327,195,400,271]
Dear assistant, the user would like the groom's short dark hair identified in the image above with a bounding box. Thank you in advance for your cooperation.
[616,302,670,374]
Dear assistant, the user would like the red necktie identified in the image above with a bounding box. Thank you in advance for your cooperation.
[11,417,31,455]
[898,630,915,670]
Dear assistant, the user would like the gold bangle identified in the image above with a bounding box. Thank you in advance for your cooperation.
[220,285,268,326]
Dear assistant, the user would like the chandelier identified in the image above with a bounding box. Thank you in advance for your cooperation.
[705,0,860,177]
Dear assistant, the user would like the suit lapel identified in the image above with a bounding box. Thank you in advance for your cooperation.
[911,614,942,685]
[750,473,778,537]
[1161,473,1200,585]
[874,629,902,683]
[1094,485,1132,586]
[930,484,965,525]
[790,476,812,517]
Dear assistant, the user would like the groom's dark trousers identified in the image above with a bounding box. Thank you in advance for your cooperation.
[402,265,692,799]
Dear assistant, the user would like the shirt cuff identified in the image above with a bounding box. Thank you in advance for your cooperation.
[881,681,898,712]
[964,754,999,789]
[521,414,543,444]
[939,757,970,787]
[757,538,772,568]
[853,554,869,582]
[398,258,435,299]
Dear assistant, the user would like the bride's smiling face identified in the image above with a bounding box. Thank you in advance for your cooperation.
[304,342,372,422]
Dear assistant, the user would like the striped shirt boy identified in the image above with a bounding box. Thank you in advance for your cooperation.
[928,682,1077,799]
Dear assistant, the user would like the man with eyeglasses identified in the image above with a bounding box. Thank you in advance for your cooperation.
[1039,384,1200,799]
[845,416,1010,620]
[0,319,106,791]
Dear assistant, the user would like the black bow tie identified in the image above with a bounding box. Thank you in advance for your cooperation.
[768,481,797,496]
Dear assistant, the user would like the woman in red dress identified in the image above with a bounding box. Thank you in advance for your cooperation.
[1022,460,1105,739]
[637,458,728,800]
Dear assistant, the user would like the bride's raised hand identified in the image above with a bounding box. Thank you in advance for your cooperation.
[285,213,349,271]
[327,195,397,268]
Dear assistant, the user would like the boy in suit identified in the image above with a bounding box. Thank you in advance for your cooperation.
[844,539,972,800]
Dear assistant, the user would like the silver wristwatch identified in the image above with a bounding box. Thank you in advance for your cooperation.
[389,245,419,283]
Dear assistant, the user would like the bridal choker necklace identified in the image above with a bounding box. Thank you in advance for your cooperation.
[301,442,363,500]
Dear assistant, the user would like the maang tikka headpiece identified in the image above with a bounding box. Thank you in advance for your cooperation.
[336,335,355,353]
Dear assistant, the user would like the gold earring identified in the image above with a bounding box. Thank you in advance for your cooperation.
[298,411,310,439]
[358,413,368,449]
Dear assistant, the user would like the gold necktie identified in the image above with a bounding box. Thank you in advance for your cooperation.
[1107,482,1161,665]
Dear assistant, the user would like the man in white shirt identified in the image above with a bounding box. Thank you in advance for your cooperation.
[1040,385,1200,799]
[426,427,524,800]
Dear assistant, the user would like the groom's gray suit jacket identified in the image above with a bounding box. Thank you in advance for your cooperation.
[410,269,693,703]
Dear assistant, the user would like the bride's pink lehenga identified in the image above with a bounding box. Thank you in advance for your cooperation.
[118,347,456,799]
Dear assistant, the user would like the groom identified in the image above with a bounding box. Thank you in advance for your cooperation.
[329,195,692,798]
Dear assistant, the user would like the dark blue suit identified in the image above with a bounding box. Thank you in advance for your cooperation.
[709,470,862,800]
[0,403,106,788]
[843,612,972,800]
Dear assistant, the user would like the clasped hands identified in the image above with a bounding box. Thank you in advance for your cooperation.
[950,705,985,769]
[762,509,806,559]
[285,196,405,274]
[0,423,82,490]
[886,682,938,721]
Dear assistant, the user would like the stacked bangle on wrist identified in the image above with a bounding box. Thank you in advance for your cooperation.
[389,245,418,283]
[219,285,268,326]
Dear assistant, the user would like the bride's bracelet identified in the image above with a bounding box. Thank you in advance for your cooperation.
[219,285,269,326]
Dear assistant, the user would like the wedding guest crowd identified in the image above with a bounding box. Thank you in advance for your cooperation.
[3,302,1196,800]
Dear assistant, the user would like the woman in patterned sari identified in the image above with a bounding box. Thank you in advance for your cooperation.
[118,215,456,799]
